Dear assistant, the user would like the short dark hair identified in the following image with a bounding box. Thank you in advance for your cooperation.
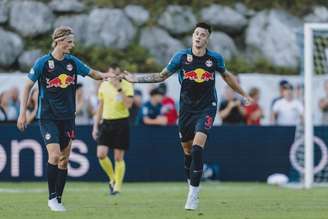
[195,22,212,34]
[150,88,163,96]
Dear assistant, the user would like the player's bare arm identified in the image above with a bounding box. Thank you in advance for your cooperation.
[122,68,174,83]
[88,69,117,81]
[222,71,253,104]
[17,79,35,131]
[92,98,104,140]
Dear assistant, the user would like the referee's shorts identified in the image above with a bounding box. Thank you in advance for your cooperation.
[97,118,130,150]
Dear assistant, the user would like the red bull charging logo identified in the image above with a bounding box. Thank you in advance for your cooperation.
[46,74,75,89]
[183,68,214,83]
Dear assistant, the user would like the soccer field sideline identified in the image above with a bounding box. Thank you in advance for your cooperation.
[0,182,327,219]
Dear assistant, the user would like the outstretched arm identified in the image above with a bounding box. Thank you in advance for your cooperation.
[123,68,174,83]
[88,69,117,81]
[17,79,35,131]
[221,71,253,104]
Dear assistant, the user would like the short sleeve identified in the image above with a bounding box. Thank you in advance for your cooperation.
[71,55,91,77]
[166,50,184,74]
[98,83,104,100]
[123,81,134,97]
[272,101,280,113]
[27,58,44,82]
[213,52,226,74]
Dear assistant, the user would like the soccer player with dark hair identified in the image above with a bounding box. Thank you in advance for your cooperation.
[17,26,116,212]
[122,22,253,210]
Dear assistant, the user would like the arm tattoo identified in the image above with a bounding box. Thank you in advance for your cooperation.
[134,69,173,83]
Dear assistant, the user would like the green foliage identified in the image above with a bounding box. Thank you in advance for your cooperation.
[73,43,162,73]
[24,35,52,53]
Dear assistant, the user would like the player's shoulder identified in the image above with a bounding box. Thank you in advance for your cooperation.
[207,49,224,61]
[122,79,133,87]
[64,54,80,62]
[273,98,285,107]
[173,48,190,57]
[33,53,51,67]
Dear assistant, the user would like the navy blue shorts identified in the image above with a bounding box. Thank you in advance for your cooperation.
[178,106,216,142]
[39,119,75,150]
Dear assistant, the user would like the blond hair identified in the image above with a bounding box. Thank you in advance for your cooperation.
[51,26,74,48]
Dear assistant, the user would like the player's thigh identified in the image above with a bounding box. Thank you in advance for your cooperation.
[58,119,75,151]
[194,107,217,147]
[178,111,197,142]
[39,119,60,147]
[97,145,109,159]
[193,132,207,147]
[46,143,61,164]
[60,141,72,159]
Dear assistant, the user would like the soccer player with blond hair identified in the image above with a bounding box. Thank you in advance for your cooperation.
[17,26,116,212]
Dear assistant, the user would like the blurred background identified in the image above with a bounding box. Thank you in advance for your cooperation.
[0,0,328,185]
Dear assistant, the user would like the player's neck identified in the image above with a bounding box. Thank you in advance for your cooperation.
[192,46,206,57]
[51,48,65,61]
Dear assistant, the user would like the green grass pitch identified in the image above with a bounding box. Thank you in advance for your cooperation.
[0,182,327,219]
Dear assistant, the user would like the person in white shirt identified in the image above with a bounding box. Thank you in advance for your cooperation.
[272,83,303,126]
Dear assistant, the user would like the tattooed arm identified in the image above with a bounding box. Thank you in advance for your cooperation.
[122,68,174,83]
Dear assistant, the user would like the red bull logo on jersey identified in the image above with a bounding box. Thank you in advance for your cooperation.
[183,68,214,83]
[46,74,75,89]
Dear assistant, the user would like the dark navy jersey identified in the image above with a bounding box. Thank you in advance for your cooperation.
[27,53,91,120]
[166,48,226,112]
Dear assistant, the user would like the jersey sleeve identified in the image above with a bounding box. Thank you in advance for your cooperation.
[71,55,91,77]
[165,50,184,74]
[212,52,226,75]
[27,58,44,82]
[272,101,280,113]
[123,81,134,97]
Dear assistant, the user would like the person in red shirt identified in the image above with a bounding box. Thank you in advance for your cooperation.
[244,87,263,125]
[158,83,178,125]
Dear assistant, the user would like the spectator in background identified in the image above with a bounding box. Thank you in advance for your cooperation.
[76,83,92,124]
[244,87,263,125]
[272,83,303,126]
[8,86,20,118]
[158,83,178,125]
[295,83,304,103]
[270,79,289,124]
[136,88,166,125]
[319,80,328,125]
[0,92,7,121]
[219,86,245,125]
[270,79,289,111]
[26,88,38,124]
[129,89,142,125]
[0,90,18,121]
